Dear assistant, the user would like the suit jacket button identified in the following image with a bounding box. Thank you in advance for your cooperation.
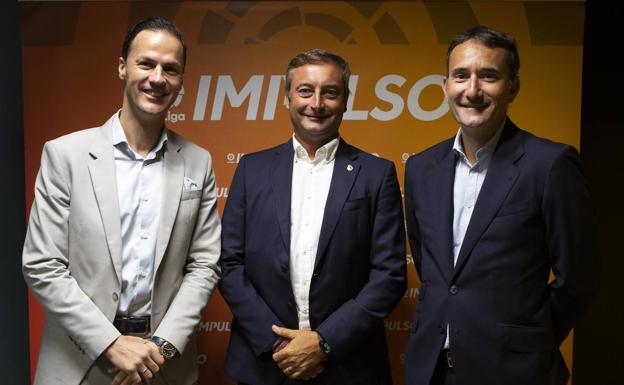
[312,272,319,278]
[112,292,119,301]
[281,264,289,273]
[449,285,458,295]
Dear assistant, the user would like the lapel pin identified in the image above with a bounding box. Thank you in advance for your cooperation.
[347,164,353,171]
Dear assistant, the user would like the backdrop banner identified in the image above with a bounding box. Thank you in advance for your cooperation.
[21,1,585,384]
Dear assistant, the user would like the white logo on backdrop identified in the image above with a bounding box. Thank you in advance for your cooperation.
[190,74,448,122]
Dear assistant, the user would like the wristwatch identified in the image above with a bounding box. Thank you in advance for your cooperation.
[317,333,331,355]
[151,336,180,360]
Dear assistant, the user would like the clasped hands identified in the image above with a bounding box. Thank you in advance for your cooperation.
[104,335,165,385]
[271,325,327,381]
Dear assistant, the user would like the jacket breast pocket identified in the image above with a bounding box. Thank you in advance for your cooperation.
[181,189,202,201]
[343,196,370,211]
[496,200,532,217]
[499,323,554,352]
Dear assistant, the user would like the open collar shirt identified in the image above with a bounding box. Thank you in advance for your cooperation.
[289,135,339,330]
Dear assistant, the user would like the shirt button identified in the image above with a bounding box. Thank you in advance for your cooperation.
[141,233,150,240]
[112,292,119,301]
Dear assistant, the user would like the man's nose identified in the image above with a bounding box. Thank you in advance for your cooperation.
[465,75,481,98]
[310,92,324,109]
[150,66,166,85]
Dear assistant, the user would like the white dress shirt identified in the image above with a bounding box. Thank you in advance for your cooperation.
[446,125,503,348]
[112,113,167,316]
[289,135,339,330]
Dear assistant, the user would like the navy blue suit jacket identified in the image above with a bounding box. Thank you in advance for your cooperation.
[404,120,598,385]
[220,139,406,385]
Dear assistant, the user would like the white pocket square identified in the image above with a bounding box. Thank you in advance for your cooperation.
[183,176,200,191]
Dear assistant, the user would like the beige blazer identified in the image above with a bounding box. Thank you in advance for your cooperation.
[23,114,221,384]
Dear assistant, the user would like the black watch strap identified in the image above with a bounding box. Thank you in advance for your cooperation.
[150,336,180,360]
[318,333,331,355]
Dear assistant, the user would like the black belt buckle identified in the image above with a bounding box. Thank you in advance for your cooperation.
[445,350,454,369]
[114,316,150,334]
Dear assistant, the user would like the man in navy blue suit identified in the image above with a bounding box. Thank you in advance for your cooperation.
[403,26,598,385]
[220,49,406,385]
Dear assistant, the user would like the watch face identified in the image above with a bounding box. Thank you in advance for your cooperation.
[161,342,177,359]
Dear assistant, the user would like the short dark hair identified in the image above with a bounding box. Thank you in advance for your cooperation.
[285,49,350,101]
[446,26,520,80]
[122,17,186,69]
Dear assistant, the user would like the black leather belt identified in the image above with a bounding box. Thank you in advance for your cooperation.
[113,316,150,334]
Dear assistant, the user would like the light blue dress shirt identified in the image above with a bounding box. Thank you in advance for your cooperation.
[445,125,504,349]
[111,113,167,317]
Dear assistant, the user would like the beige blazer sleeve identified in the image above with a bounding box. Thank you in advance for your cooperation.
[23,140,120,361]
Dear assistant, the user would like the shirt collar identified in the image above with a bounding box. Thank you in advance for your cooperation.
[112,110,168,160]
[452,120,505,166]
[292,134,340,164]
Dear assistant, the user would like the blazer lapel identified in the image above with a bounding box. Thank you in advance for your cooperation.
[452,122,524,282]
[87,119,122,283]
[270,141,294,259]
[314,141,359,270]
[154,133,184,272]
[428,144,456,283]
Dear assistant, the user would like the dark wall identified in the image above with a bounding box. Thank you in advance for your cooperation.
[0,0,30,383]
[573,1,624,385]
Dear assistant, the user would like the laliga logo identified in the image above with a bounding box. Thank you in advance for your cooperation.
[166,86,186,123]
[226,152,245,164]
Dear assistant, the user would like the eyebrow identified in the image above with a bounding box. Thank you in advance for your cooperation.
[450,66,501,75]
[134,56,182,68]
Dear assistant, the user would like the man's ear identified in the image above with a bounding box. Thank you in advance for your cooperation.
[509,77,520,101]
[118,57,126,80]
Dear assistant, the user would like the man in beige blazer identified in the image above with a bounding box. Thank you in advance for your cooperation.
[22,18,221,385]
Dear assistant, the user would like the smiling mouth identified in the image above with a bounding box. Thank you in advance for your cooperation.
[460,104,488,111]
[143,89,168,99]
[305,115,330,121]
